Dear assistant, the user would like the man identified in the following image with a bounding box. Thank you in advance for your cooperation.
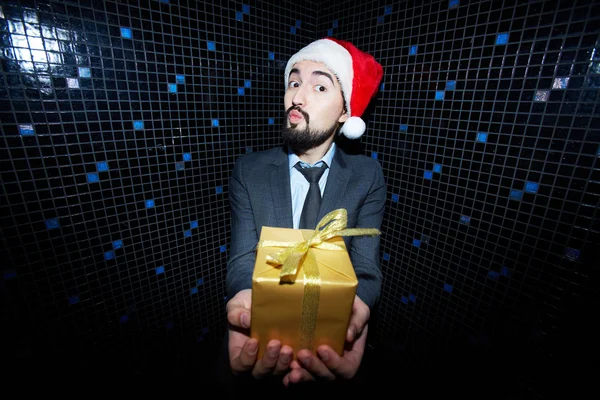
[220,37,385,390]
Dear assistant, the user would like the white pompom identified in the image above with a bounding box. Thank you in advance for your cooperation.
[340,116,366,139]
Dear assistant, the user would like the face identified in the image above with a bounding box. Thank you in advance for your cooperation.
[283,60,348,153]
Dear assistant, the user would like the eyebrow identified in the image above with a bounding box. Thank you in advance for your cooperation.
[289,68,336,86]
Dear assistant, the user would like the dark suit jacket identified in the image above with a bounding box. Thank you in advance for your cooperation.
[226,144,386,309]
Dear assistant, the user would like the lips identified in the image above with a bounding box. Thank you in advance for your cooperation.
[288,110,304,123]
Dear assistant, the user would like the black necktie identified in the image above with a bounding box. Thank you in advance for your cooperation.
[294,163,327,229]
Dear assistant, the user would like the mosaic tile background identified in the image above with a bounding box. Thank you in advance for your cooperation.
[1,0,598,395]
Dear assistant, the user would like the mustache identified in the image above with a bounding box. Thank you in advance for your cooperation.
[285,106,310,124]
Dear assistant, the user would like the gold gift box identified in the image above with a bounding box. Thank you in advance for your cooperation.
[250,226,357,360]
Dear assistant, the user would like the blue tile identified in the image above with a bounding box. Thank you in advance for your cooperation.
[564,247,580,261]
[216,186,223,194]
[477,132,487,142]
[377,16,384,24]
[207,41,215,51]
[296,20,301,28]
[332,20,338,28]
[87,173,99,183]
[413,239,421,248]
[459,215,471,225]
[384,6,393,15]
[238,87,245,96]
[168,83,177,93]
[371,152,378,160]
[401,296,408,304]
[496,33,509,45]
[424,170,433,180]
[449,0,459,7]
[501,266,510,277]
[190,287,198,295]
[19,124,34,136]
[446,80,456,90]
[184,230,192,238]
[133,120,144,130]
[220,245,227,253]
[435,91,445,100]
[119,315,128,324]
[525,182,539,194]
[212,119,219,127]
[380,83,385,91]
[4,270,16,279]
[510,190,523,201]
[156,266,165,274]
[327,28,333,36]
[391,194,399,202]
[409,45,418,55]
[45,218,60,230]
[245,147,253,153]
[120,27,132,39]
[104,251,114,260]
[443,283,453,293]
[383,253,390,261]
[433,164,442,173]
[242,4,250,13]
[268,52,275,60]
[236,11,243,21]
[268,118,274,125]
[68,295,80,305]
[552,77,569,89]
[176,74,185,84]
[488,270,500,279]
[160,0,169,3]
[400,124,408,131]
[78,67,91,78]
[97,162,109,172]
[112,240,123,250]
[409,294,417,302]
[175,163,185,171]
[145,200,155,208]
[197,277,204,286]
[290,26,296,34]
[244,80,252,88]
[183,153,191,161]
[190,220,198,229]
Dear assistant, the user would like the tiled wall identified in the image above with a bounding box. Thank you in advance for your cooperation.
[1,0,598,394]
[318,0,598,396]
[1,0,318,378]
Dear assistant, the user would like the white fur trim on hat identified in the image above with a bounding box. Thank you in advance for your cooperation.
[284,39,354,119]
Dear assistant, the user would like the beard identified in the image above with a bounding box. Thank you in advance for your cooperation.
[282,106,338,154]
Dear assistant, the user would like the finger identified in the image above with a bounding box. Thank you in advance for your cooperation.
[230,337,259,374]
[252,340,281,378]
[296,349,335,380]
[347,296,370,342]
[273,345,294,375]
[227,306,251,329]
[318,325,368,379]
[285,365,315,385]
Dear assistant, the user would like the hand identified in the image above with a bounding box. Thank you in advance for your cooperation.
[282,295,370,386]
[226,289,294,379]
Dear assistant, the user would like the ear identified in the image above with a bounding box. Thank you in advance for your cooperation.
[338,112,349,124]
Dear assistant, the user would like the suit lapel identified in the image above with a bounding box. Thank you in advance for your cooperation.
[319,147,350,220]
[270,148,294,227]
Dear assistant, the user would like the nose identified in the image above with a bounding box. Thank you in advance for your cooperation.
[291,85,308,107]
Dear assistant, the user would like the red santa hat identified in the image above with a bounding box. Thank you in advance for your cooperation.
[284,37,384,139]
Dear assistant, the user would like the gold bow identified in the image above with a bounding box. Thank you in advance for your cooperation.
[257,208,381,282]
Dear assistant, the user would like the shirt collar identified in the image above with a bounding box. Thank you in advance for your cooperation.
[288,142,336,170]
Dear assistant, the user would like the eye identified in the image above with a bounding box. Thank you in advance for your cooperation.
[288,81,300,88]
[314,85,326,92]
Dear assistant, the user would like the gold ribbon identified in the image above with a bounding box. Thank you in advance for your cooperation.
[257,208,380,349]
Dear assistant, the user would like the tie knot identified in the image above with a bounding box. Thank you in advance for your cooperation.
[295,163,327,183]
